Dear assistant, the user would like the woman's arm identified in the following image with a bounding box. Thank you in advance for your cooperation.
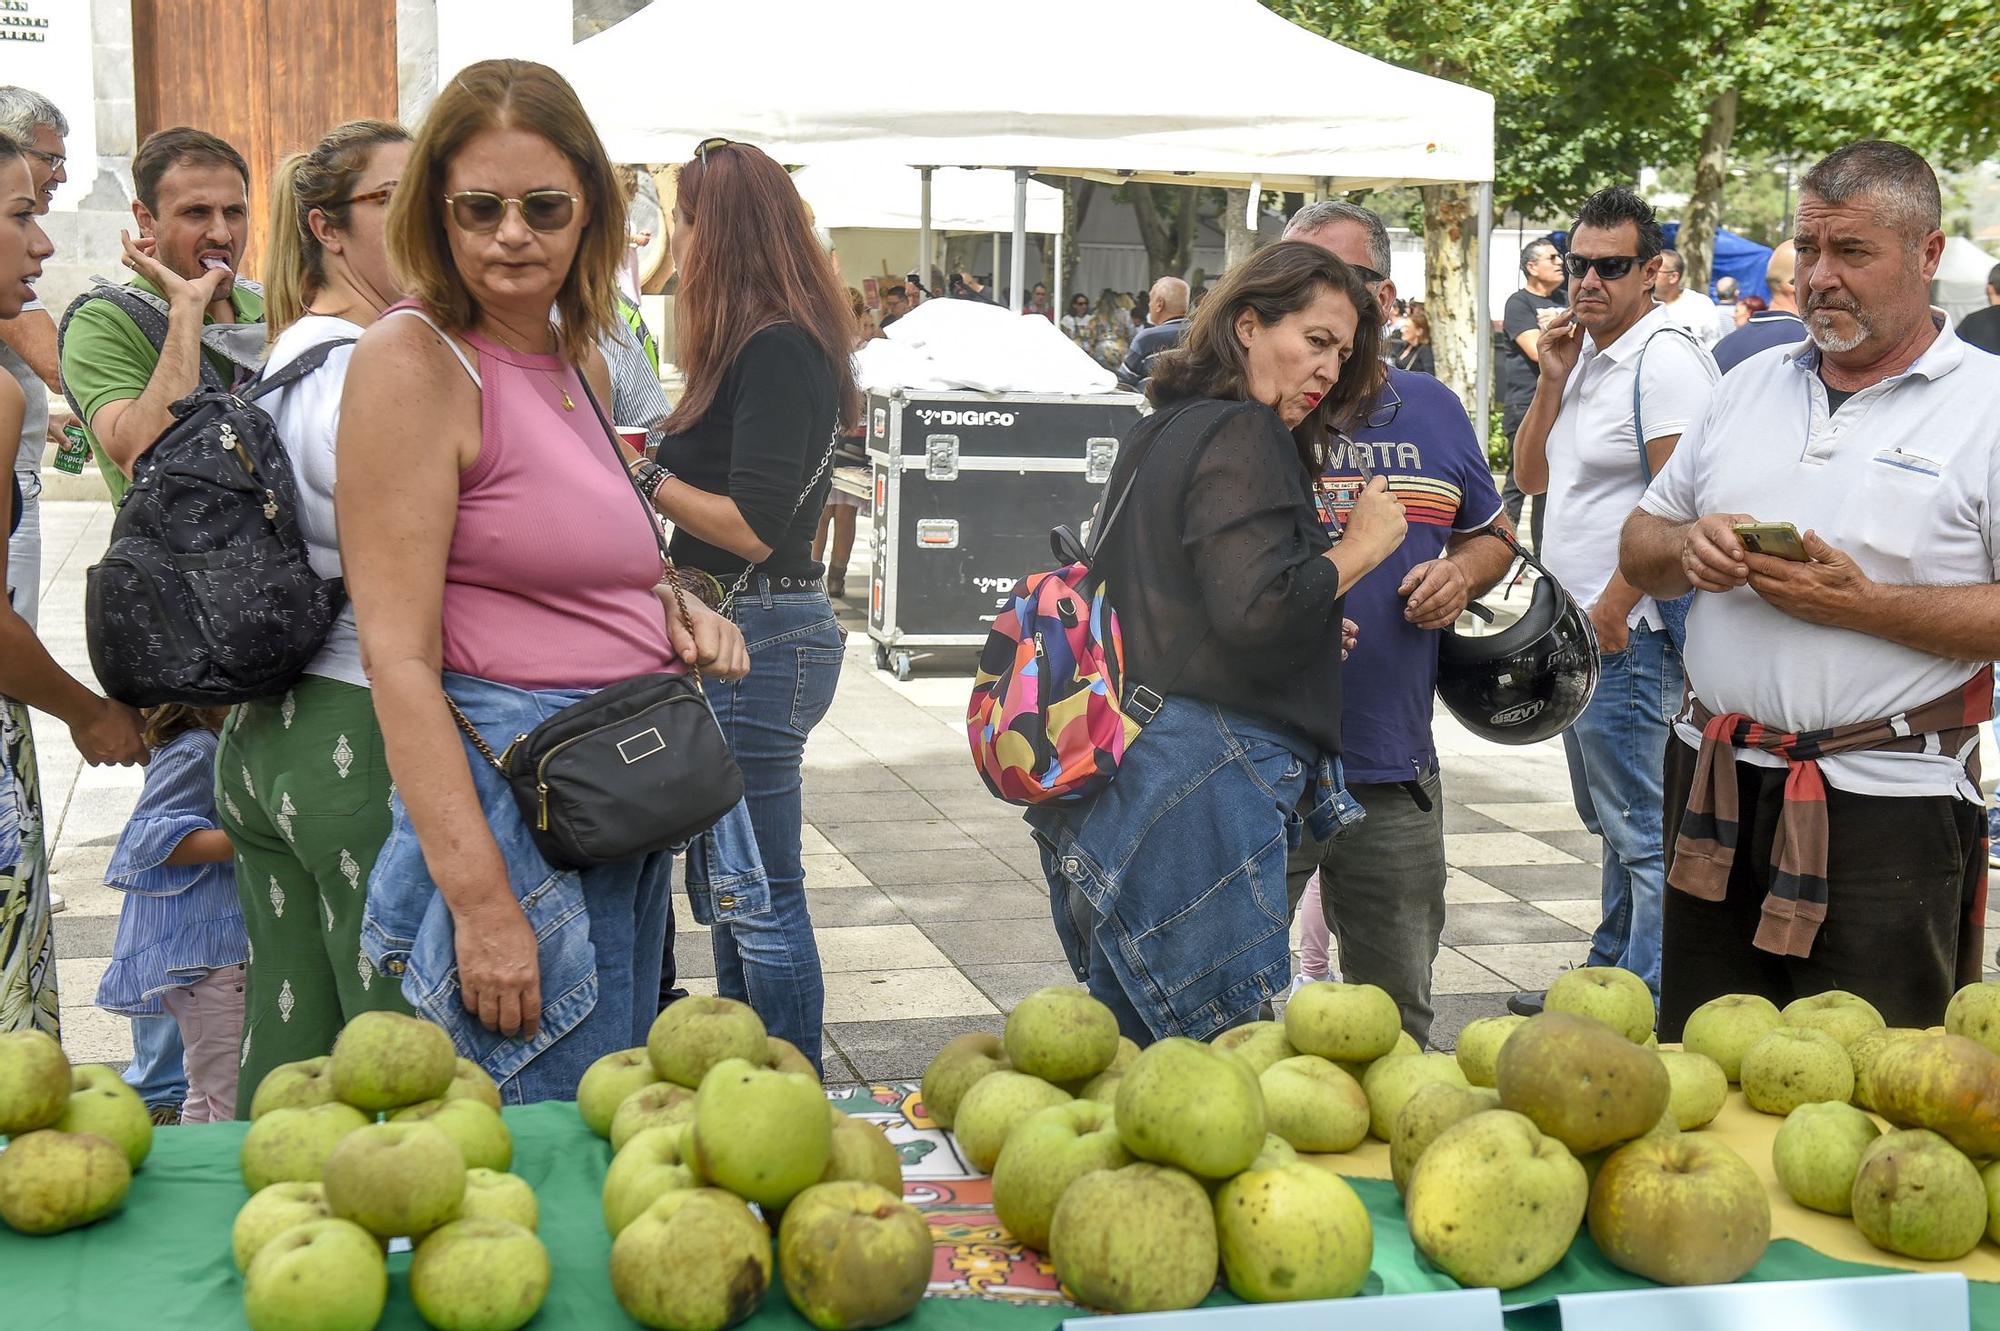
[0,376,147,765]
[339,316,543,1042]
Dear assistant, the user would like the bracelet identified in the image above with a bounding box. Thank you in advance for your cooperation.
[630,459,671,501]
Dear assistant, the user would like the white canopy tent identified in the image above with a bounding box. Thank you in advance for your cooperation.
[1935,236,1998,325]
[792,166,1061,235]
[561,0,1497,410]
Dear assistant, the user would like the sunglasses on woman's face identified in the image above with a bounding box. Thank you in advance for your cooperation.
[1565,253,1640,281]
[443,189,579,234]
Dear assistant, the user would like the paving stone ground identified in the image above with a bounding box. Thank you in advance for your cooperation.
[32,501,2000,1084]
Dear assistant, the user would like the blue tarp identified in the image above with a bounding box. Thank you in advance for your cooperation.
[1663,223,1775,300]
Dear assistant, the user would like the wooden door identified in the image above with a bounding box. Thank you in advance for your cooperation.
[130,0,400,277]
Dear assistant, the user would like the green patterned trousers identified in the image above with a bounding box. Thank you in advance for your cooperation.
[218,675,410,1117]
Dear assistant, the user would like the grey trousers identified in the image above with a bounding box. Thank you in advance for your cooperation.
[1284,770,1448,1046]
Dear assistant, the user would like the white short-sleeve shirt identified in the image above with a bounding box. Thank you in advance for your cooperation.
[1638,312,2000,799]
[1542,301,1719,631]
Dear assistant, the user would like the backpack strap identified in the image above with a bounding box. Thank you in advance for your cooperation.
[1631,324,1704,482]
[243,337,358,402]
[1084,398,1234,562]
[1096,398,1246,722]
[57,281,231,424]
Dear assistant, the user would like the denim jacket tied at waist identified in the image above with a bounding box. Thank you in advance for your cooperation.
[360,671,768,1085]
[1025,696,1363,1039]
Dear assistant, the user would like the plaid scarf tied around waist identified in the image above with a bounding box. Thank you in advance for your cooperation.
[1668,665,1993,961]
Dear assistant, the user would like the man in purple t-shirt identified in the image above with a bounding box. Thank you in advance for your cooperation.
[1282,202,1516,1046]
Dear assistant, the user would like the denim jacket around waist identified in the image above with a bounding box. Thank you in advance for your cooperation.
[360,671,769,1084]
[1025,696,1363,1038]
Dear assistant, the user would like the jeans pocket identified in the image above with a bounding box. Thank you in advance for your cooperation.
[790,643,846,737]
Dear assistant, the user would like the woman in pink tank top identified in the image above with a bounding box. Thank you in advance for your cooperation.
[333,61,748,1098]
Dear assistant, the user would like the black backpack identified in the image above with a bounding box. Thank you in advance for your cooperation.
[84,338,353,707]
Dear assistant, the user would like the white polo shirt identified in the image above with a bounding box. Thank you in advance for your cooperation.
[1638,313,2000,800]
[1543,302,1718,632]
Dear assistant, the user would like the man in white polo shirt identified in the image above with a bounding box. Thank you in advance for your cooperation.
[1513,186,1719,1014]
[1622,140,2000,1035]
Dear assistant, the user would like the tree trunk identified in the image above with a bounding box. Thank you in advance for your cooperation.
[1127,184,1179,279]
[1419,181,1480,412]
[1170,187,1200,279]
[1679,88,1740,295]
[1061,179,1095,297]
[1223,189,1257,272]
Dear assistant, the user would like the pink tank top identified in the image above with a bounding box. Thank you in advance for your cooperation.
[390,306,674,690]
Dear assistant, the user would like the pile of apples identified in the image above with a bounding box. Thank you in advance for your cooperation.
[926,973,2000,1313]
[232,1010,546,1331]
[577,995,930,1331]
[1686,978,2000,1263]
[0,1031,156,1234]
[923,982,1394,1311]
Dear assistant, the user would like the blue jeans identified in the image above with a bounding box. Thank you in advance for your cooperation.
[707,582,844,1074]
[1562,623,1681,998]
[123,1011,188,1109]
[1029,697,1360,1042]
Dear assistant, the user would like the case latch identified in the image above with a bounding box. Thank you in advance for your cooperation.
[925,433,960,481]
[1085,436,1119,485]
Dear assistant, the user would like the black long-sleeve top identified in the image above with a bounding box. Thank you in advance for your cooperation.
[1094,395,1347,754]
[658,324,837,580]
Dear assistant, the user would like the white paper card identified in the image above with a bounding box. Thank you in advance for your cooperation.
[1064,1288,1504,1331]
[1555,1273,1969,1331]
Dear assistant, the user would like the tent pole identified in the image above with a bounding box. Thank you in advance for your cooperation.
[1474,181,1494,457]
[918,168,933,294]
[1010,167,1029,316]
[1053,231,1064,325]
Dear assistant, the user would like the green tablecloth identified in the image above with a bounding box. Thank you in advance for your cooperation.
[5,1094,1996,1329]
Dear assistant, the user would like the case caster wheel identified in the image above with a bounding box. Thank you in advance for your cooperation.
[892,651,913,682]
[873,642,892,673]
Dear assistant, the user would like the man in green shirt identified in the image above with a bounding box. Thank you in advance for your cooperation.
[59,127,264,504]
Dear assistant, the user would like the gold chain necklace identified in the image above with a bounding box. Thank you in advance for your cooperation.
[482,319,574,410]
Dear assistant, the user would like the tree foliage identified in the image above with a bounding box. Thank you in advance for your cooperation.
[1267,0,1997,223]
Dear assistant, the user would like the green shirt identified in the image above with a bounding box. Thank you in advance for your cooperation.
[59,275,264,505]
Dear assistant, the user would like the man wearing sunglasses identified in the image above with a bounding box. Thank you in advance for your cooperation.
[1512,185,1718,1017]
[1278,201,1514,1044]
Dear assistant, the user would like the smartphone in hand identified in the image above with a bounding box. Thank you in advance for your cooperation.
[1733,521,1808,561]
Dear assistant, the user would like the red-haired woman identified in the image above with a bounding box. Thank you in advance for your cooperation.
[635,140,855,1074]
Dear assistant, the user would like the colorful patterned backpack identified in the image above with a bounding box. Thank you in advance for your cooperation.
[967,401,1219,805]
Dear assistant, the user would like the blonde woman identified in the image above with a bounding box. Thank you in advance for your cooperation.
[216,119,417,1114]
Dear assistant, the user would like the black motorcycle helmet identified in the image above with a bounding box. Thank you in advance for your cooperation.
[1436,530,1599,745]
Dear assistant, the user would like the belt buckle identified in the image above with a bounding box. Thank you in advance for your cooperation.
[1125,685,1164,725]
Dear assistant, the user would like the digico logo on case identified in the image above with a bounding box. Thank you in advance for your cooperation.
[915,409,1016,427]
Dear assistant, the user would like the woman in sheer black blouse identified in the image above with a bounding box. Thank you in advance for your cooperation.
[1024,240,1409,1044]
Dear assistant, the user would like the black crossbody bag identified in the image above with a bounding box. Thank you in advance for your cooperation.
[446,377,743,870]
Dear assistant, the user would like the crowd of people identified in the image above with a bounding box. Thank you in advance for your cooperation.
[1020,144,1997,1048]
[0,57,1991,1118]
[0,63,842,1116]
